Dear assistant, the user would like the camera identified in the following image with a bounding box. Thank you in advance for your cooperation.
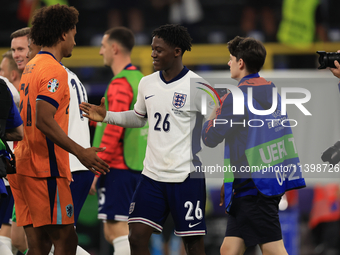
[321,141,340,165]
[317,51,340,69]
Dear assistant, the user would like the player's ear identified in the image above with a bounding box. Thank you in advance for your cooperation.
[174,47,182,58]
[10,70,18,82]
[61,32,67,42]
[239,58,245,69]
[112,42,118,55]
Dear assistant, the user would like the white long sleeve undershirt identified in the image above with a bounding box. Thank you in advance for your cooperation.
[103,110,147,128]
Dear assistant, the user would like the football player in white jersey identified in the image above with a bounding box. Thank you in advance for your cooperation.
[80,24,214,255]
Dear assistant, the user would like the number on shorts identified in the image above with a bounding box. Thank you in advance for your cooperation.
[98,187,106,205]
[184,201,203,220]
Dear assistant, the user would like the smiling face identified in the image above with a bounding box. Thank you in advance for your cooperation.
[11,35,29,71]
[151,36,178,72]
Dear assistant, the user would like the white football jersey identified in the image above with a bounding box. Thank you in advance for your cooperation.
[134,68,214,182]
[64,67,91,172]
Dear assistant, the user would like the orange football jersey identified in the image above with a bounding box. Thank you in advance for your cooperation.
[15,52,71,180]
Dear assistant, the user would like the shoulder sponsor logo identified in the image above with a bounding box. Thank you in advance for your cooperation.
[188,222,201,228]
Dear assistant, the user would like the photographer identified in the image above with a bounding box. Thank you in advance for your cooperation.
[311,50,340,255]
[330,50,340,79]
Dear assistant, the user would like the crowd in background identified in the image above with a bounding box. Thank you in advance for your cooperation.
[2,0,340,48]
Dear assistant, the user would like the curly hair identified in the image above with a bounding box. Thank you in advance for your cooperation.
[105,27,135,53]
[227,36,266,74]
[30,4,79,47]
[152,24,192,55]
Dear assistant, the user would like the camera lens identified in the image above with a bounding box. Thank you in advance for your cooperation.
[317,51,340,69]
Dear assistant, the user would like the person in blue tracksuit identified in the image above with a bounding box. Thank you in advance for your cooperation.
[202,36,306,255]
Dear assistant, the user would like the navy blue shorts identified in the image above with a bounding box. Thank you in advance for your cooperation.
[97,168,141,221]
[128,174,207,237]
[0,186,14,225]
[225,194,282,247]
[70,170,94,225]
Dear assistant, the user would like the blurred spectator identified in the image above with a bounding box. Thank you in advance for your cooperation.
[17,0,69,24]
[150,0,203,43]
[277,0,328,46]
[324,0,340,42]
[240,0,278,42]
[276,0,328,68]
[309,184,340,255]
[106,0,147,45]
[0,50,21,92]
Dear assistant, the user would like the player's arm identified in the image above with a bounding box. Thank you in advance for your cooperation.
[201,93,244,148]
[36,100,109,174]
[80,78,147,128]
[80,99,147,128]
[5,125,23,141]
[194,80,220,122]
[98,80,134,152]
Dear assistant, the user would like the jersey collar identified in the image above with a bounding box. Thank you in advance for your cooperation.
[238,73,260,85]
[38,51,62,65]
[159,66,189,84]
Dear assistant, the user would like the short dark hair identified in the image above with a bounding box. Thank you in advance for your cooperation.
[30,4,79,47]
[152,24,192,55]
[104,27,135,52]
[227,36,266,74]
[10,27,30,40]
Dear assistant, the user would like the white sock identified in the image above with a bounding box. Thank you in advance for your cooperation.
[49,244,54,255]
[76,245,90,255]
[0,240,13,255]
[113,235,130,255]
[0,236,12,252]
[49,244,89,255]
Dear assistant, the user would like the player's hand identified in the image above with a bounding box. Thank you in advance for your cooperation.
[330,50,340,79]
[89,175,99,195]
[77,147,110,175]
[80,97,106,122]
[219,183,224,207]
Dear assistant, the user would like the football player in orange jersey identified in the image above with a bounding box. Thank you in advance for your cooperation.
[10,4,109,255]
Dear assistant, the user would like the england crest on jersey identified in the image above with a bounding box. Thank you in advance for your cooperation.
[172,92,187,109]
